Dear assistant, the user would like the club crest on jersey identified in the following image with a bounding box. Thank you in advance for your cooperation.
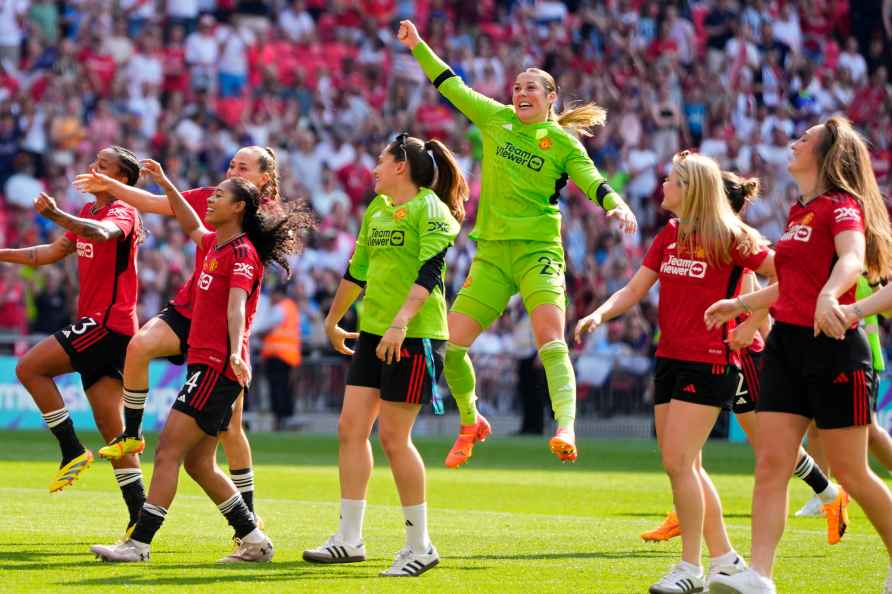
[394,207,408,222]
[660,255,707,278]
[463,275,473,288]
[538,137,553,150]
[76,241,94,258]
[781,213,813,242]
[233,263,255,279]
[205,258,219,272]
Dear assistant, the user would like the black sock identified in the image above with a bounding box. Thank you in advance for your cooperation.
[122,388,148,438]
[794,453,830,495]
[230,467,254,513]
[130,503,167,545]
[218,494,256,539]
[115,469,146,526]
[48,418,85,465]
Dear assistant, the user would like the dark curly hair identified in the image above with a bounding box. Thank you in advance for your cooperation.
[221,178,314,277]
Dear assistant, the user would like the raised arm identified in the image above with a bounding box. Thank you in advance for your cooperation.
[398,20,506,126]
[35,192,123,242]
[73,170,174,216]
[139,160,208,245]
[0,235,75,267]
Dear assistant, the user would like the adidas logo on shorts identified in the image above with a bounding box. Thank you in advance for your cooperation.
[833,373,849,384]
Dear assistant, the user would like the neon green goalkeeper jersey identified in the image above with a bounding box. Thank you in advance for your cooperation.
[412,41,621,243]
[346,188,460,340]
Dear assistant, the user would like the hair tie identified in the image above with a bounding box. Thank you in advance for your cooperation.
[427,149,438,186]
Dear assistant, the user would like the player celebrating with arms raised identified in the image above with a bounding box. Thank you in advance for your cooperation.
[0,146,145,536]
[397,19,636,465]
[303,133,464,576]
[90,159,309,563]
[74,146,282,529]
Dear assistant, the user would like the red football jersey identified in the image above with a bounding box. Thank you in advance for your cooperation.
[643,219,770,365]
[170,187,216,318]
[771,192,865,328]
[63,201,141,336]
[187,232,264,382]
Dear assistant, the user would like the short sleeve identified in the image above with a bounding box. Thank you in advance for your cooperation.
[732,244,770,272]
[229,246,261,292]
[830,196,865,236]
[103,205,136,238]
[346,202,372,283]
[416,195,460,264]
[643,226,670,272]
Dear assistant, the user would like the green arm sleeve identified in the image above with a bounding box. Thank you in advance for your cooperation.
[856,277,886,372]
[346,208,370,284]
[411,41,506,126]
[417,200,460,263]
[565,139,621,212]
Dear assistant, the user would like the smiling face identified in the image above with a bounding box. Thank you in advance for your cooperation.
[788,124,823,176]
[512,71,556,124]
[372,145,406,196]
[661,168,685,214]
[206,179,246,226]
[226,147,271,191]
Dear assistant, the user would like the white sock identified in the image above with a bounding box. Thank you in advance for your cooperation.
[242,527,265,544]
[710,549,739,566]
[337,499,365,545]
[402,502,431,553]
[679,560,703,576]
[817,482,839,504]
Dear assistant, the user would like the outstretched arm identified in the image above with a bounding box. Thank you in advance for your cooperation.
[398,20,506,126]
[575,267,659,343]
[73,171,174,216]
[0,235,75,267]
[139,160,208,245]
[35,193,123,242]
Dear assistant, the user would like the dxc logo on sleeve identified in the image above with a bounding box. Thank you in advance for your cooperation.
[834,207,860,224]
[233,263,255,279]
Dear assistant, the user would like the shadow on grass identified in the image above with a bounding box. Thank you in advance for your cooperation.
[616,512,753,520]
[450,550,677,562]
[0,431,760,476]
[63,561,487,587]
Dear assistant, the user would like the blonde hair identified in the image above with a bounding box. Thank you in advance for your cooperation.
[816,116,892,282]
[525,68,607,137]
[672,152,767,266]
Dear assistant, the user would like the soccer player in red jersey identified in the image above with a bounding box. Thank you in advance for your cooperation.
[706,117,892,594]
[576,152,775,594]
[73,146,281,529]
[0,146,145,530]
[641,172,838,546]
[90,159,310,563]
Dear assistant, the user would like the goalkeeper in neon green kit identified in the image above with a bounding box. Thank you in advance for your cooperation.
[397,20,638,464]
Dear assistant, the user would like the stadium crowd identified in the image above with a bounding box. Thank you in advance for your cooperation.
[0,0,890,422]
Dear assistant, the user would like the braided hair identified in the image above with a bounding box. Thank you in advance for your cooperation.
[110,146,140,186]
[222,178,314,277]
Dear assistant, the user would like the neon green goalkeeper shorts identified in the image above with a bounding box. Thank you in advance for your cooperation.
[451,239,566,330]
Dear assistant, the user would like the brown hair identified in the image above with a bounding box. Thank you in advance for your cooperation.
[722,171,760,214]
[387,134,468,223]
[524,68,607,137]
[243,145,281,205]
[816,116,892,282]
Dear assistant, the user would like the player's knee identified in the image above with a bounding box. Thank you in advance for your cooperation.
[126,333,154,364]
[831,463,870,494]
[14,359,31,384]
[183,455,213,481]
[378,425,408,458]
[754,448,792,484]
[337,415,365,445]
[660,448,694,479]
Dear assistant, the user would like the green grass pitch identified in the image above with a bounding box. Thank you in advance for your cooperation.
[0,430,887,592]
